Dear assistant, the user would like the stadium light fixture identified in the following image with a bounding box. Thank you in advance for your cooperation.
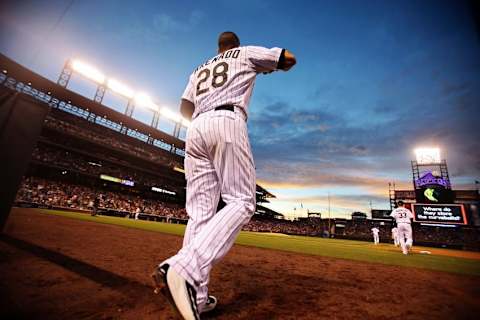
[107,78,135,99]
[414,147,441,164]
[160,107,182,123]
[135,92,158,110]
[181,118,191,127]
[70,59,106,84]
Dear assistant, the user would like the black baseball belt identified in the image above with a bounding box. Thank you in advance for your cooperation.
[214,105,235,112]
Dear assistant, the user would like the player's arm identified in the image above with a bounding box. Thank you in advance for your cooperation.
[407,209,414,220]
[247,46,296,74]
[180,99,194,120]
[180,74,195,120]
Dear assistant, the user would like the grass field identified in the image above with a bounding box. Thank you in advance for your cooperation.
[38,209,480,277]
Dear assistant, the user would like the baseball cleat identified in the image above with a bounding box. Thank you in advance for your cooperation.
[201,295,218,313]
[152,264,200,320]
[151,267,163,295]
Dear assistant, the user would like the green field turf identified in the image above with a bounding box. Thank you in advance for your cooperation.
[35,209,480,277]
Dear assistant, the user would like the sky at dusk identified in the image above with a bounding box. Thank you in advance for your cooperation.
[1,0,479,219]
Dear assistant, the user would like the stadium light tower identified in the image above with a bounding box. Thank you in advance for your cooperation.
[107,78,136,118]
[58,57,190,139]
[135,92,158,111]
[70,60,106,84]
[182,118,191,127]
[414,147,441,165]
[107,78,135,99]
[61,59,107,103]
[160,107,182,123]
[411,146,451,203]
[57,59,73,87]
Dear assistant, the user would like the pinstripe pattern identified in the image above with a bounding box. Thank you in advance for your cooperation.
[390,208,414,254]
[397,223,413,254]
[182,46,282,120]
[163,45,282,313]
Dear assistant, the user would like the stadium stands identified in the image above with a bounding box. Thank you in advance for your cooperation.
[16,176,188,220]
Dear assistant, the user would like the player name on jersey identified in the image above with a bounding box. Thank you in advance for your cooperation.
[194,49,241,73]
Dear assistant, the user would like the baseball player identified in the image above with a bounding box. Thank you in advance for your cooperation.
[91,194,100,216]
[390,201,414,254]
[371,227,380,245]
[151,31,296,320]
[134,207,141,220]
[391,226,399,246]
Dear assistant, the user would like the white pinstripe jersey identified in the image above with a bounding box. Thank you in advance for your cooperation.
[182,46,283,119]
[390,207,414,224]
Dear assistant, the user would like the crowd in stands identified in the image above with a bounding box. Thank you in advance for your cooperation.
[31,143,178,189]
[15,177,188,219]
[244,217,326,236]
[412,224,464,246]
[43,112,182,168]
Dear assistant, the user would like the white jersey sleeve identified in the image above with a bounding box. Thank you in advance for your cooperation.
[246,46,283,73]
[407,209,414,220]
[181,74,195,103]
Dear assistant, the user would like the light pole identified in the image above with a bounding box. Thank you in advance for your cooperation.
[328,193,331,237]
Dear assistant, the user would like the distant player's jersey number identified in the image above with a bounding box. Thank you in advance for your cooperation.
[196,62,229,96]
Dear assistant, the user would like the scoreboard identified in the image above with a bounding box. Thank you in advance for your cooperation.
[412,204,467,225]
[415,187,454,204]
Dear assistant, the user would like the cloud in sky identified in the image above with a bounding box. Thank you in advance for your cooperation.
[114,10,205,43]
[251,75,480,215]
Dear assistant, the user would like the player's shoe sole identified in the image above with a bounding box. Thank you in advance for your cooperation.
[151,264,200,320]
[202,295,217,313]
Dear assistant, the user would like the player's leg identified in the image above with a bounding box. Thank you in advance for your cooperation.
[398,224,408,254]
[164,111,255,312]
[180,133,221,309]
[182,146,221,248]
[158,115,221,314]
[405,225,413,251]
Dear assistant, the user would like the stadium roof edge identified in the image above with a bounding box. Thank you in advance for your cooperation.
[0,53,185,149]
[256,184,276,198]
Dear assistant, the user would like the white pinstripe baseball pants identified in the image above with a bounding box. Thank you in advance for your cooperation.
[162,108,256,312]
[398,223,413,254]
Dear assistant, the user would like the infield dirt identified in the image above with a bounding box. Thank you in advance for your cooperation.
[1,208,479,320]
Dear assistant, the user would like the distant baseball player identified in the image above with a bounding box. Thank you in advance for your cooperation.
[391,226,399,246]
[91,194,100,217]
[134,207,141,220]
[390,201,414,254]
[151,31,296,319]
[371,227,380,245]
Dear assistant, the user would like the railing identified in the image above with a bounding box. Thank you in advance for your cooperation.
[0,72,185,158]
